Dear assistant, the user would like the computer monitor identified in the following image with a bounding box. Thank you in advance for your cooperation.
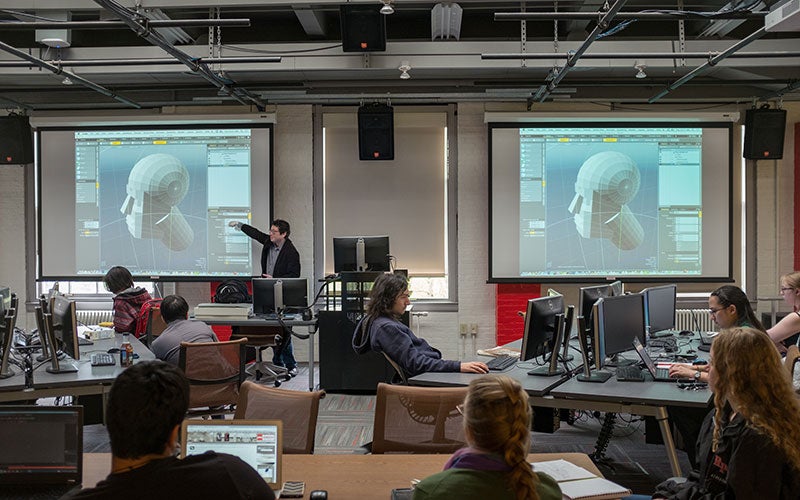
[642,284,677,336]
[575,315,612,383]
[578,284,616,320]
[0,287,10,329]
[520,295,564,362]
[609,280,624,296]
[252,278,308,315]
[332,236,390,272]
[50,296,80,362]
[0,308,16,379]
[592,293,646,370]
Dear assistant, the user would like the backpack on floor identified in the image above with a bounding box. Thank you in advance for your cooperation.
[214,279,251,304]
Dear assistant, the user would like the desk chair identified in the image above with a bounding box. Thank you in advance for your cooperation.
[230,326,291,387]
[372,382,468,454]
[785,345,800,392]
[234,381,326,454]
[178,337,247,418]
[143,305,168,347]
[382,352,408,385]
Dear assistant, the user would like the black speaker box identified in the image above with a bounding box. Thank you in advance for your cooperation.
[358,103,394,160]
[743,108,786,160]
[340,5,386,52]
[0,115,33,165]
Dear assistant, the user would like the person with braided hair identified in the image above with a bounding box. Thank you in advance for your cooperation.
[652,327,800,499]
[412,375,561,500]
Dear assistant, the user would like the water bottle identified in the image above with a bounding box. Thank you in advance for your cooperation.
[120,333,134,367]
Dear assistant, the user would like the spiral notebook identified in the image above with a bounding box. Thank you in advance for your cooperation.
[532,459,631,500]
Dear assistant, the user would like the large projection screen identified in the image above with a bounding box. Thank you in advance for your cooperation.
[38,124,273,281]
[490,122,732,283]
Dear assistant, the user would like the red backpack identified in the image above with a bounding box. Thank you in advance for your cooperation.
[135,298,164,339]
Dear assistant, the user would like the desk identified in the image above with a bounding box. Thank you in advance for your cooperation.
[0,335,154,407]
[200,317,318,391]
[83,452,602,497]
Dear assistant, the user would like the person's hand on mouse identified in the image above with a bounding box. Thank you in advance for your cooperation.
[460,361,489,374]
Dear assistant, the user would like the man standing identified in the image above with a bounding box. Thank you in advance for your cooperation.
[229,218,300,376]
[63,361,275,499]
[151,295,218,365]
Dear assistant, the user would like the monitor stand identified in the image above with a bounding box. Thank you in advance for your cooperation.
[528,362,566,377]
[576,370,612,383]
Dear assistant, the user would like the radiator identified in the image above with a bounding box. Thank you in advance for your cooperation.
[76,310,114,325]
[676,309,717,332]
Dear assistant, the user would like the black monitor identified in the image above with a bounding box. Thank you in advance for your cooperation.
[593,293,646,370]
[0,287,9,329]
[252,278,308,315]
[642,284,677,335]
[520,295,564,362]
[0,308,16,379]
[333,236,390,272]
[50,296,80,362]
[578,284,616,320]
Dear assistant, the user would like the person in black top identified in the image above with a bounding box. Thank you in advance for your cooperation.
[229,218,300,375]
[63,361,275,500]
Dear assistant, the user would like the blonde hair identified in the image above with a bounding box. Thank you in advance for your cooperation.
[781,271,800,311]
[464,375,539,500]
[711,327,800,473]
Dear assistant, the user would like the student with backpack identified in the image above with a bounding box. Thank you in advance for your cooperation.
[104,266,152,334]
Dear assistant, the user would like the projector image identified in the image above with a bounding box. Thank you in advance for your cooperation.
[40,38,71,48]
[766,0,800,31]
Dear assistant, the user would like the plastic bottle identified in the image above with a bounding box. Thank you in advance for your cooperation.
[120,333,134,367]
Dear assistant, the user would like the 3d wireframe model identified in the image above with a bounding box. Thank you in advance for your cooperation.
[120,153,194,251]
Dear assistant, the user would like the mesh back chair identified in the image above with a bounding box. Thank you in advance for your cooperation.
[785,345,800,393]
[230,326,290,387]
[372,382,468,454]
[234,381,326,454]
[178,337,247,417]
[382,352,408,385]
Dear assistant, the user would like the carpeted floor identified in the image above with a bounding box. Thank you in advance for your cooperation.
[83,362,694,495]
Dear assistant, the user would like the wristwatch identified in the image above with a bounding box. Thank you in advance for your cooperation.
[694,370,702,381]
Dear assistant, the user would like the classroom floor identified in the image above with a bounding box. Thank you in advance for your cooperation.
[83,362,694,495]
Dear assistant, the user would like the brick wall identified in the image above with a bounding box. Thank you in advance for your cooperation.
[496,284,541,345]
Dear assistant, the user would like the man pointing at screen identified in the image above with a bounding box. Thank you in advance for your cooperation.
[228,218,300,376]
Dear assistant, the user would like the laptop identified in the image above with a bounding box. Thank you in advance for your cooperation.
[0,405,83,498]
[181,419,282,491]
[632,338,675,382]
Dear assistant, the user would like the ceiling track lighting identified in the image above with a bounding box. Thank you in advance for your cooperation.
[380,0,394,15]
[398,60,411,80]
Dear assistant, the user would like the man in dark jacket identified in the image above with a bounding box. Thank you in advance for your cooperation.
[229,218,300,375]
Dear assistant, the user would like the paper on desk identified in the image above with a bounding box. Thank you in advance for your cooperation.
[477,345,522,357]
[530,459,596,482]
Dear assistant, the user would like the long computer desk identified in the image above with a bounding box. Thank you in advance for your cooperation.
[199,316,318,391]
[0,334,154,404]
[410,338,712,478]
[82,452,602,497]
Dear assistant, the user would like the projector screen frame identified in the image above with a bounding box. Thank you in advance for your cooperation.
[488,120,734,284]
[36,122,274,282]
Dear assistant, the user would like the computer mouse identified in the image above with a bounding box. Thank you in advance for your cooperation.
[107,347,120,354]
[686,349,696,355]
[679,330,693,336]
[310,490,328,500]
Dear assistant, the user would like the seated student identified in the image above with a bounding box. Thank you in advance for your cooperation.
[413,375,561,500]
[652,327,800,499]
[352,273,488,378]
[767,271,800,349]
[63,360,275,500]
[103,266,152,334]
[151,295,218,365]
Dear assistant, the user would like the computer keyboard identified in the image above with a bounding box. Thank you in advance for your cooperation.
[254,313,302,321]
[90,353,116,367]
[486,355,517,371]
[616,365,645,381]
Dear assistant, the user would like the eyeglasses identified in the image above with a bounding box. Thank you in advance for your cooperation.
[455,404,464,415]
[780,287,794,293]
[708,306,728,315]
[268,228,281,234]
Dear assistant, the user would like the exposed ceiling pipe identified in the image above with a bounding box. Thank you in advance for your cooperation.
[0,56,282,68]
[648,26,767,103]
[495,11,766,20]
[758,80,800,101]
[531,0,628,103]
[0,40,141,108]
[93,0,267,110]
[0,19,251,30]
[483,51,800,60]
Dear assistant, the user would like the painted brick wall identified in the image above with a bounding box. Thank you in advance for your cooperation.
[496,284,541,345]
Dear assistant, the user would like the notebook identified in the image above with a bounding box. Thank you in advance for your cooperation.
[0,405,83,498]
[531,459,631,500]
[180,419,283,490]
[632,337,675,382]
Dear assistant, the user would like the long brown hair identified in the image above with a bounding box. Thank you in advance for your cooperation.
[464,375,540,500]
[365,273,407,320]
[711,327,800,472]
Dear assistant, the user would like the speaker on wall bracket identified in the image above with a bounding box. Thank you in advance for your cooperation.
[340,5,387,52]
[0,115,33,165]
[743,107,786,160]
[358,103,394,161]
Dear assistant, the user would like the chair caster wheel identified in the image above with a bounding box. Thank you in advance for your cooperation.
[274,380,281,387]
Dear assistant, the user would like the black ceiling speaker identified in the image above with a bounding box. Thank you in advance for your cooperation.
[0,115,33,165]
[358,103,394,161]
[743,108,786,160]
[340,5,386,52]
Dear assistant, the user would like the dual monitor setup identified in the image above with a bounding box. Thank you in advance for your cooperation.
[516,282,679,382]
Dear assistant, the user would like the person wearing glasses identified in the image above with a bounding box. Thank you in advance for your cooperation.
[353,273,488,378]
[651,327,800,499]
[228,218,300,377]
[103,266,152,335]
[413,375,561,500]
[766,271,800,349]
